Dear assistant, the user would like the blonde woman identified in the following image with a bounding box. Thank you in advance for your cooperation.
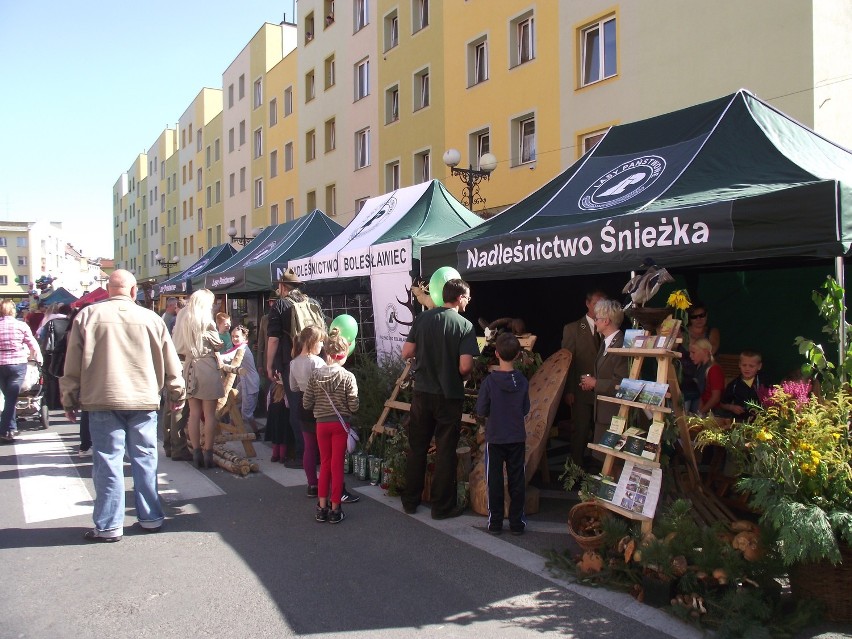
[172,289,225,468]
[0,299,42,442]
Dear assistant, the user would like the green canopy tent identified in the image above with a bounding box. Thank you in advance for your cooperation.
[422,90,852,279]
[286,180,483,358]
[421,89,852,372]
[198,211,343,295]
[154,243,237,299]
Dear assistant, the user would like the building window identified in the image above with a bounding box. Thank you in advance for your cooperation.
[305,12,315,43]
[240,167,246,192]
[270,150,278,177]
[0,237,6,247]
[215,180,221,202]
[196,130,202,152]
[285,198,295,222]
[306,130,317,162]
[269,98,278,126]
[355,128,370,169]
[414,68,429,110]
[470,129,490,169]
[239,120,246,146]
[197,168,202,192]
[413,0,429,32]
[255,178,264,208]
[254,128,263,158]
[512,114,536,165]
[228,84,234,107]
[228,128,235,152]
[469,38,488,86]
[285,142,294,171]
[325,55,336,89]
[17,256,27,266]
[326,184,337,216]
[198,208,203,232]
[253,78,263,108]
[355,59,369,101]
[414,150,430,183]
[356,197,369,212]
[206,186,212,208]
[510,11,535,67]
[581,15,617,86]
[0,256,6,265]
[325,118,336,152]
[20,275,29,285]
[270,203,279,225]
[206,145,212,168]
[238,74,245,99]
[284,87,293,116]
[306,70,316,102]
[384,9,399,51]
[324,0,336,27]
[307,190,317,212]
[214,138,220,160]
[355,0,368,31]
[385,85,399,125]
[229,173,235,197]
[580,129,607,156]
[386,161,400,191]
[16,237,27,248]
[0,276,6,286]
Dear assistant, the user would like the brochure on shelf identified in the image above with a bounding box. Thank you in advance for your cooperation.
[623,328,646,349]
[615,378,645,401]
[635,381,669,407]
[641,420,665,460]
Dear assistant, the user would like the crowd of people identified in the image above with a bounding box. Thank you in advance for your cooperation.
[2,269,773,539]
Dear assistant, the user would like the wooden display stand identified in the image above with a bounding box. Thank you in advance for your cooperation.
[213,348,257,458]
[588,343,686,536]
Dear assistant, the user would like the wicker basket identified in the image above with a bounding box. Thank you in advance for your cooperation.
[790,542,852,621]
[568,502,608,552]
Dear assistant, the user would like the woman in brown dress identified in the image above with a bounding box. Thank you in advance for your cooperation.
[172,289,225,468]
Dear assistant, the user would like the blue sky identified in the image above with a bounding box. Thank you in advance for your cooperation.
[0,0,295,260]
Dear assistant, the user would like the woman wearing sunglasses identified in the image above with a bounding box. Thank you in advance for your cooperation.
[679,302,721,413]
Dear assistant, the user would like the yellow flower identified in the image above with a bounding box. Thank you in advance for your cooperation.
[833,433,841,441]
[756,429,774,442]
[666,290,692,311]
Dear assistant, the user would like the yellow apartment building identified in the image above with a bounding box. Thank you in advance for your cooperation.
[265,48,300,224]
[203,112,225,254]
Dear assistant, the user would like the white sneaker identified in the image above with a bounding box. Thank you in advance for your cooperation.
[78,447,92,457]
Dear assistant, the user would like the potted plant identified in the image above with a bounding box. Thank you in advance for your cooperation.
[694,386,852,619]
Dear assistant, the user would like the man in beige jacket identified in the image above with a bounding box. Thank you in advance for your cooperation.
[61,270,185,542]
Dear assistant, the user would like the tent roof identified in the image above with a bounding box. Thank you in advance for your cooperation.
[155,243,237,298]
[422,90,852,280]
[71,287,108,308]
[39,286,78,305]
[289,180,482,281]
[199,211,343,294]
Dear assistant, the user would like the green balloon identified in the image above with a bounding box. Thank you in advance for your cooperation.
[428,266,461,307]
[330,314,358,354]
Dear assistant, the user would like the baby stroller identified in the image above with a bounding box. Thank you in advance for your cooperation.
[15,360,49,430]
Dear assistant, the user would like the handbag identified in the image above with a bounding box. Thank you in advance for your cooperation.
[320,384,359,453]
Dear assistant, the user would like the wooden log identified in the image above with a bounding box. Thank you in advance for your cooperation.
[211,455,249,476]
[214,432,257,443]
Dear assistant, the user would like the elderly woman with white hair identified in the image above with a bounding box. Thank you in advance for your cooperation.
[172,289,225,468]
[579,299,629,460]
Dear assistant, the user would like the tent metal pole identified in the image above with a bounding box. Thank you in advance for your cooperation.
[836,256,846,383]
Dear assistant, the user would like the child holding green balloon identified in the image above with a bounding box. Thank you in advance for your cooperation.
[303,328,359,524]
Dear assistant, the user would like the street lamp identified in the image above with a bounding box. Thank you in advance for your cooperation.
[442,148,498,210]
[94,275,109,289]
[227,225,262,246]
[155,252,179,276]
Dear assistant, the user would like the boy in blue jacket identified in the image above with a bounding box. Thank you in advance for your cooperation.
[475,333,531,535]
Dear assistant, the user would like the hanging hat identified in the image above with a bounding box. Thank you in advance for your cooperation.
[278,268,302,286]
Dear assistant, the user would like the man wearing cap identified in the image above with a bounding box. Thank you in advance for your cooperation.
[266,269,314,468]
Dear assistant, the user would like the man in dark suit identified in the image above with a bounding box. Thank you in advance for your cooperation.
[580,299,629,460]
[561,290,606,465]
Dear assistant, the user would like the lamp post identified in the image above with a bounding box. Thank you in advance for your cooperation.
[155,252,179,276]
[94,275,109,289]
[442,148,498,210]
[227,224,262,246]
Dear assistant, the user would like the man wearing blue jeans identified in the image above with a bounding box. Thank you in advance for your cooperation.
[61,270,185,542]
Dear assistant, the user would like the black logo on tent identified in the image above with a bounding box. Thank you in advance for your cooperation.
[349,197,397,241]
[579,155,666,210]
